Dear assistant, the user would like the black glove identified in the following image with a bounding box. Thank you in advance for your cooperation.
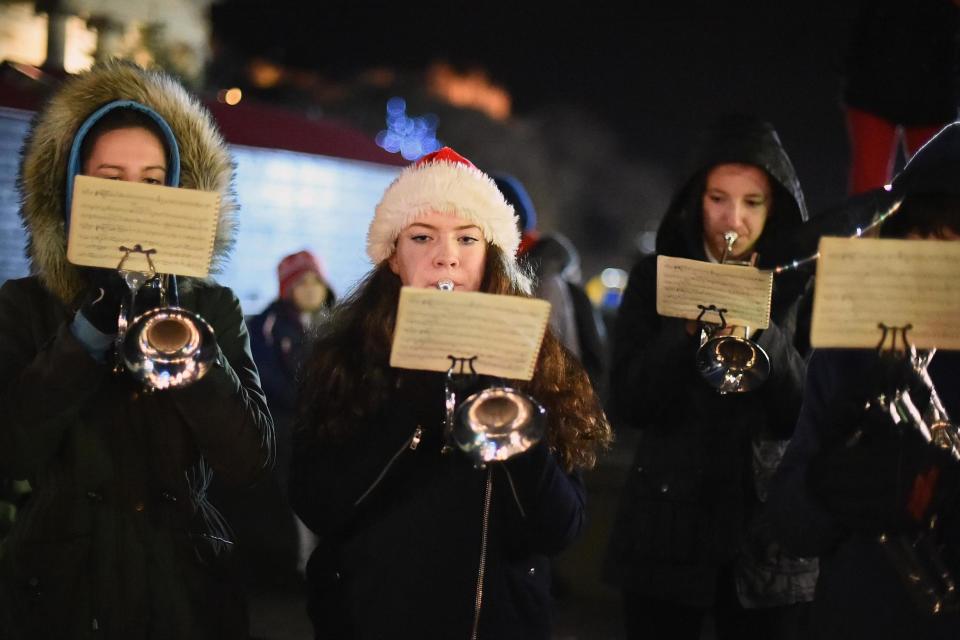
[809,403,960,534]
[78,268,128,334]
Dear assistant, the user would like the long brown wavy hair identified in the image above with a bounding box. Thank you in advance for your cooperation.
[296,244,611,472]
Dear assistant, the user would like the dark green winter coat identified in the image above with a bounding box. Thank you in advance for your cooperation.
[0,61,274,639]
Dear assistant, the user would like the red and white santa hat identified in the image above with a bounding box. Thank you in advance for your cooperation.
[366,147,520,263]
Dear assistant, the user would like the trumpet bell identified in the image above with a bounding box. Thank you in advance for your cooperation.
[452,387,546,465]
[695,335,771,393]
[122,307,218,390]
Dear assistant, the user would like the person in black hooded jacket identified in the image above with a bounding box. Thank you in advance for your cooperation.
[604,115,816,640]
[768,122,960,640]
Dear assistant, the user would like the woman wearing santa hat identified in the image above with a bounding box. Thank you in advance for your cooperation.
[289,147,611,639]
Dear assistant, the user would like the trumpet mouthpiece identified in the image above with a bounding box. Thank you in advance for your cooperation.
[437,279,454,291]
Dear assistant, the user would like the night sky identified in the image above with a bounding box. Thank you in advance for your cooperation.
[212,1,859,216]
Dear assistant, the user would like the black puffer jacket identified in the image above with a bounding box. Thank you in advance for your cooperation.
[290,371,586,640]
[604,116,815,607]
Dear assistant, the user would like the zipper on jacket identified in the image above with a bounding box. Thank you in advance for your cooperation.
[409,426,423,450]
[354,426,422,508]
[470,468,493,640]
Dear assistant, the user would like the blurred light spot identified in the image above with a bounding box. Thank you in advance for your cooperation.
[0,7,94,73]
[586,269,628,309]
[64,16,96,73]
[386,97,407,115]
[637,230,657,254]
[249,59,283,88]
[361,67,396,88]
[426,62,511,120]
[218,88,243,105]
[601,267,628,288]
[376,97,441,160]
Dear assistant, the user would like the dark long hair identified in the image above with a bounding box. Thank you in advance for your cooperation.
[296,244,612,472]
[881,193,960,239]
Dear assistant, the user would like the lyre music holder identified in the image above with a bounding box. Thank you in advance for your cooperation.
[116,243,158,275]
[696,303,730,330]
[876,322,914,355]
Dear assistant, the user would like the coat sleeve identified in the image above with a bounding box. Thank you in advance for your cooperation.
[768,349,847,556]
[753,290,808,439]
[608,256,697,427]
[496,442,587,556]
[170,285,275,487]
[0,280,107,479]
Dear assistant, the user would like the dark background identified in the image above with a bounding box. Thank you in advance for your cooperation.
[211,1,856,223]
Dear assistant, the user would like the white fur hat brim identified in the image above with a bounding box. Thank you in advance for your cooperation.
[367,153,519,263]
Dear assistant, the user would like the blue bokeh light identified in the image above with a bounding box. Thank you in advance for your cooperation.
[376,97,441,161]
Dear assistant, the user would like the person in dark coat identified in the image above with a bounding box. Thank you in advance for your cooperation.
[493,174,608,396]
[290,147,612,640]
[768,122,960,640]
[212,249,335,589]
[0,61,274,639]
[604,115,816,640]
[251,250,335,454]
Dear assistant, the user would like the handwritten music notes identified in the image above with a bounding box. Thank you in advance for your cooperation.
[656,256,773,329]
[67,175,220,277]
[390,287,551,380]
[811,237,960,350]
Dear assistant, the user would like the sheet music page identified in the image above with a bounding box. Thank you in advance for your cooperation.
[811,236,960,350]
[390,287,551,380]
[656,255,773,329]
[66,175,220,277]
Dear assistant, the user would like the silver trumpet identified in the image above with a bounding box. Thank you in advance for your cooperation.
[869,336,960,614]
[436,279,546,467]
[115,245,217,390]
[695,231,771,393]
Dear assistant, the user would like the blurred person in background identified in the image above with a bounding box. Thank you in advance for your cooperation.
[769,122,960,640]
[212,249,335,590]
[604,115,816,640]
[494,174,608,396]
[0,60,274,639]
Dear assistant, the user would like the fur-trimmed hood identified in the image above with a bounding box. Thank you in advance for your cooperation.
[18,60,237,304]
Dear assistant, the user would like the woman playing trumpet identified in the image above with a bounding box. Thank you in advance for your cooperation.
[0,61,274,639]
[604,115,815,640]
[290,147,611,639]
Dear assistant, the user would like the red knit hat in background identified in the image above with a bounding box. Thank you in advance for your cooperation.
[366,146,520,263]
[278,250,325,300]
